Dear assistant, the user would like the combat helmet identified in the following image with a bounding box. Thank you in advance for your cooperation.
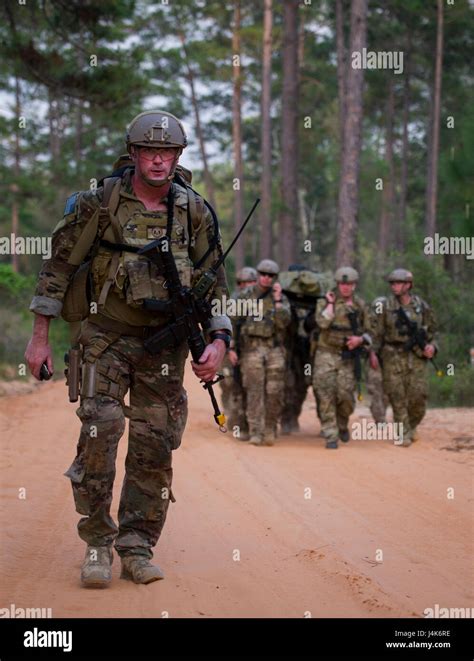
[387,268,413,283]
[256,259,279,275]
[236,266,257,283]
[334,266,359,283]
[126,110,187,150]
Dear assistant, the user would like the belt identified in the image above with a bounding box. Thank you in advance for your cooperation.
[86,312,164,339]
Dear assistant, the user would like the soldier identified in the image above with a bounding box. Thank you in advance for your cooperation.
[220,266,257,439]
[312,267,372,449]
[279,265,320,434]
[231,259,291,446]
[369,269,437,446]
[232,266,257,298]
[24,111,232,587]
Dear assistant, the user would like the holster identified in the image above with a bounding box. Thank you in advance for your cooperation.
[65,347,82,402]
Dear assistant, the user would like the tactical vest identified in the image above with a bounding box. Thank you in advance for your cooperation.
[239,286,285,343]
[382,294,427,344]
[62,170,207,327]
[318,294,365,351]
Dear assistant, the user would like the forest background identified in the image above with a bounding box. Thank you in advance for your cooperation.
[0,0,473,405]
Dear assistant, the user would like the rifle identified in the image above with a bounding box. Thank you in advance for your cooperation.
[139,198,260,432]
[232,318,244,386]
[343,310,364,401]
[394,306,442,376]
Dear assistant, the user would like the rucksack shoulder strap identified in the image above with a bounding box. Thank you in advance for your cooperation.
[67,178,122,267]
[186,186,204,231]
[102,176,122,215]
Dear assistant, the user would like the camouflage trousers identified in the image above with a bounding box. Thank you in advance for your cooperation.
[381,346,428,441]
[64,322,188,559]
[366,365,389,424]
[219,355,248,436]
[312,349,356,443]
[281,345,311,430]
[240,341,286,440]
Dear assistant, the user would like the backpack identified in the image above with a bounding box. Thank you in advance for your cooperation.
[279,269,334,305]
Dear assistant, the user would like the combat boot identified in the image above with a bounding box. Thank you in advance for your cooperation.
[249,435,264,446]
[120,556,164,584]
[290,419,300,433]
[339,429,350,443]
[281,419,300,434]
[399,438,412,447]
[325,439,338,449]
[262,431,276,446]
[81,545,113,589]
[280,420,292,435]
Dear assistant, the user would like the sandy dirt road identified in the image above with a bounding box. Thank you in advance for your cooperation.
[0,366,472,619]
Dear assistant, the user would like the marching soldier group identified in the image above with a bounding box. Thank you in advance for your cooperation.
[223,263,438,450]
[23,107,439,589]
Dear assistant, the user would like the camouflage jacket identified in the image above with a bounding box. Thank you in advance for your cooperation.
[315,292,371,352]
[231,283,291,349]
[29,169,231,332]
[369,293,437,357]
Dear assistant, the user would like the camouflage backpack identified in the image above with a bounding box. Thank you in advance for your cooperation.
[279,269,334,308]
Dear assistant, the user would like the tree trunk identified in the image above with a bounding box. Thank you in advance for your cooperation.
[279,0,299,267]
[335,0,346,164]
[75,32,85,173]
[336,0,368,268]
[297,6,305,88]
[11,76,21,273]
[378,77,395,260]
[232,0,245,270]
[397,37,411,252]
[259,0,273,259]
[48,89,61,182]
[179,33,216,209]
[425,0,444,238]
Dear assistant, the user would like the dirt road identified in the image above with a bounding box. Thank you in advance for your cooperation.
[1,367,472,618]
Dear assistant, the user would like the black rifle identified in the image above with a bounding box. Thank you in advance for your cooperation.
[394,306,442,375]
[232,318,244,386]
[139,198,260,432]
[343,310,364,401]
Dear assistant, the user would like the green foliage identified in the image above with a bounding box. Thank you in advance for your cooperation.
[429,365,474,408]
[0,0,472,407]
[0,264,36,301]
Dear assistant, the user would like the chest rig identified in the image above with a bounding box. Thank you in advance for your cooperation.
[384,294,425,344]
[320,296,363,350]
[81,171,215,324]
[240,287,286,346]
[91,182,194,311]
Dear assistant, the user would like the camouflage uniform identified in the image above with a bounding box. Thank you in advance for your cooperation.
[280,304,312,433]
[220,288,249,437]
[312,293,371,447]
[234,285,291,444]
[366,363,389,424]
[30,168,230,561]
[370,293,437,443]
